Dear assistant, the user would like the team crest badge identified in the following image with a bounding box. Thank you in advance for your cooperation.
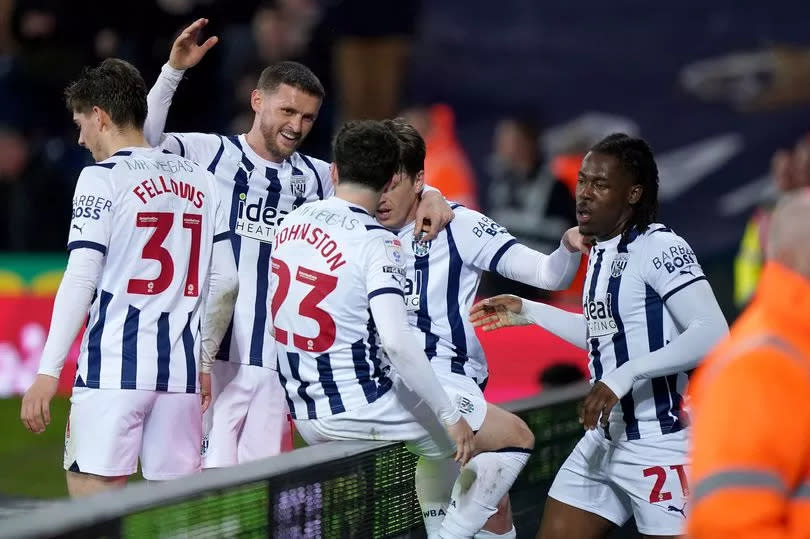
[412,239,432,257]
[290,174,307,197]
[611,254,629,278]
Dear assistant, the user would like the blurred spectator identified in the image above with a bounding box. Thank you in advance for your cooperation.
[486,116,576,254]
[734,138,810,308]
[402,103,478,209]
[688,190,810,538]
[329,0,421,121]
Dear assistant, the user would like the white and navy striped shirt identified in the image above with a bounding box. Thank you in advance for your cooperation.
[158,132,333,369]
[584,224,705,440]
[67,147,229,392]
[271,198,403,420]
[397,205,517,382]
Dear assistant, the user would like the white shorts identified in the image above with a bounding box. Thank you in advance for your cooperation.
[435,371,488,431]
[294,373,485,459]
[202,361,292,468]
[64,387,201,480]
[548,428,690,536]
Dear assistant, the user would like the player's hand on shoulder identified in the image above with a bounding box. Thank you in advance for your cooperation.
[20,374,59,434]
[562,226,594,255]
[469,294,529,331]
[446,417,475,465]
[415,191,454,241]
[169,18,219,70]
[579,381,619,431]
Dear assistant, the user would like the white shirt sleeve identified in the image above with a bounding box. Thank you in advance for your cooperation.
[369,292,461,426]
[200,238,239,373]
[519,300,588,350]
[363,231,461,426]
[599,278,729,398]
[144,63,184,148]
[37,248,104,378]
[641,229,707,301]
[449,208,519,271]
[67,167,115,255]
[495,240,581,291]
[364,233,409,299]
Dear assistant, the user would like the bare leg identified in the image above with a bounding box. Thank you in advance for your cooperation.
[536,496,616,539]
[66,470,128,497]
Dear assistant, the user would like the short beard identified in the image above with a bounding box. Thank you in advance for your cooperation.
[260,122,295,162]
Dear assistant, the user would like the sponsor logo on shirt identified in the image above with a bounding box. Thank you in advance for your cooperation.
[404,269,423,311]
[652,244,700,274]
[584,294,618,338]
[235,193,288,243]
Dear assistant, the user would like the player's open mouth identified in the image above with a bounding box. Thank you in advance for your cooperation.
[377,208,391,220]
[576,209,592,223]
[279,131,300,145]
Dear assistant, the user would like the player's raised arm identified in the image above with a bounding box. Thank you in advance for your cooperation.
[144,18,218,147]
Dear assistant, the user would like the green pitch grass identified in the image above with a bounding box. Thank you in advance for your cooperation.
[0,397,71,498]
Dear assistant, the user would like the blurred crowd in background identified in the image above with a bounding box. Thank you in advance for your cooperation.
[3,0,810,317]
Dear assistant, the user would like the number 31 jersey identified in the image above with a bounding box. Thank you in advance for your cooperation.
[67,147,229,393]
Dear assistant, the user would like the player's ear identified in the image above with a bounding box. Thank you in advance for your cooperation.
[414,170,425,194]
[92,106,109,132]
[628,184,642,205]
[329,162,339,187]
[250,89,263,113]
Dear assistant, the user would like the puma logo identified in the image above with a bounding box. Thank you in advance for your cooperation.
[679,268,695,277]
[72,223,84,235]
[667,502,687,518]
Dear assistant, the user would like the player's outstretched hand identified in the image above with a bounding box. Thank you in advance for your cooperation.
[415,190,454,241]
[579,381,619,431]
[169,18,219,70]
[21,374,59,434]
[200,372,212,413]
[562,226,595,255]
[469,294,530,331]
[446,417,475,465]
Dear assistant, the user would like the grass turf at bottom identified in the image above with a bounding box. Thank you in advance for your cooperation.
[0,397,71,498]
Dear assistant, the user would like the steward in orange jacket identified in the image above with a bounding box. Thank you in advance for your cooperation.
[688,191,810,539]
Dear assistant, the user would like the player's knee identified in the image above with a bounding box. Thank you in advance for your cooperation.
[482,495,513,532]
[508,414,535,450]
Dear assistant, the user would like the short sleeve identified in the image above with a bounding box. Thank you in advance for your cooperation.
[161,132,223,167]
[364,232,406,301]
[641,229,707,302]
[450,208,518,272]
[67,166,115,255]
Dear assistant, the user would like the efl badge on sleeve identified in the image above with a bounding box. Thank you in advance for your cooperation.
[384,238,403,265]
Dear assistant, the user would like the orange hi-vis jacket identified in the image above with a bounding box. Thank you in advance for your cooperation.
[688,262,810,539]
